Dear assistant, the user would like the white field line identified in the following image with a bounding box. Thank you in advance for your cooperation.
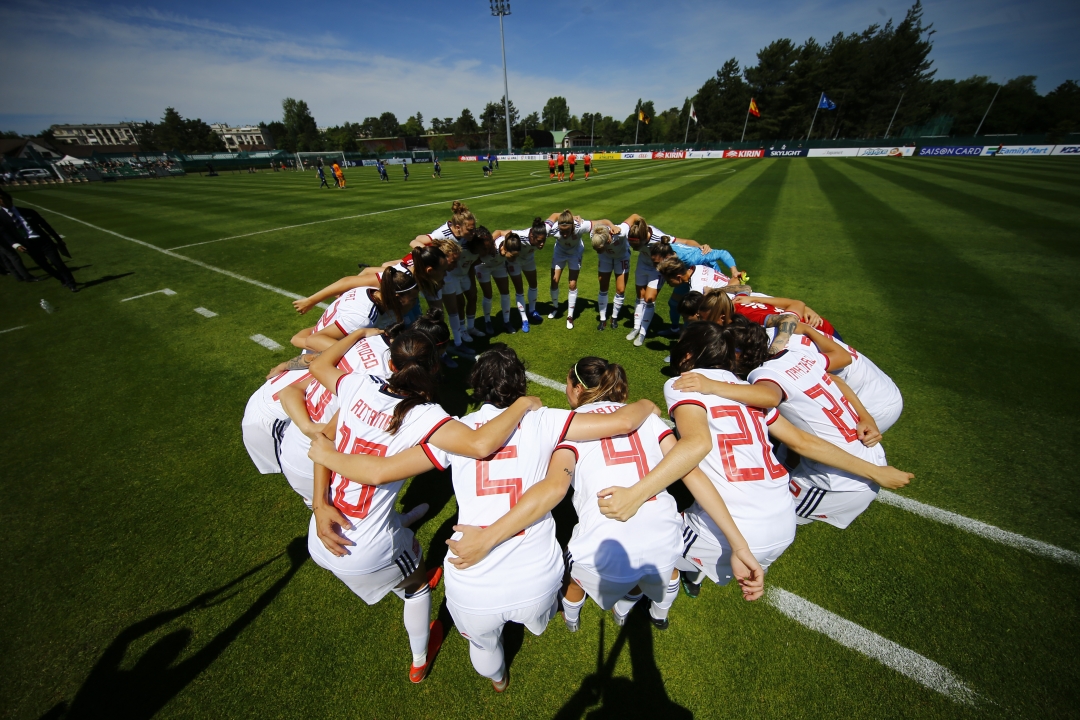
[878,490,1080,567]
[194,307,218,318]
[250,334,283,351]
[19,201,327,309]
[768,587,976,705]
[0,325,27,334]
[525,370,566,392]
[166,161,676,252]
[120,288,177,302]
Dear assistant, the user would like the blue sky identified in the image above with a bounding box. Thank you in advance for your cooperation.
[1,0,1077,134]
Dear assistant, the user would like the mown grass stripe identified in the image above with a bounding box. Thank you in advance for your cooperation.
[768,587,976,705]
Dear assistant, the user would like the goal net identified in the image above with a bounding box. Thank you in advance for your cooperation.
[411,149,435,164]
[295,151,346,171]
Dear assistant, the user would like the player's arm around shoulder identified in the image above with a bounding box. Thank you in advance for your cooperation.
[769,415,912,489]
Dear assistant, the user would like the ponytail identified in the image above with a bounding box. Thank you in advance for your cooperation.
[411,308,451,348]
[568,356,628,405]
[649,236,675,261]
[375,266,419,323]
[386,331,440,434]
[672,322,730,374]
[500,232,522,255]
[628,217,650,245]
[409,245,447,296]
[698,288,734,326]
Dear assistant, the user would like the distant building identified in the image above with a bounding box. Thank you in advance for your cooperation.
[51,123,145,146]
[210,124,269,152]
[0,137,63,159]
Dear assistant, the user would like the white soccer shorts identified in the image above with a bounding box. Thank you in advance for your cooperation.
[565,555,675,610]
[475,263,508,283]
[511,254,537,273]
[597,254,631,276]
[447,595,559,654]
[552,245,584,272]
[634,257,662,290]
[675,518,793,585]
[241,398,290,474]
[789,474,879,529]
[309,521,423,605]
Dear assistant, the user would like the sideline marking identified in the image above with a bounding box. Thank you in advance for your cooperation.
[878,490,1080,567]
[768,587,975,704]
[525,370,565,392]
[165,161,689,251]
[19,201,327,309]
[194,307,218,318]
[120,288,177,302]
[250,334,283,351]
[0,325,27,334]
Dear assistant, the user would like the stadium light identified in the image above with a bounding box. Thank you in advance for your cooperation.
[490,0,513,154]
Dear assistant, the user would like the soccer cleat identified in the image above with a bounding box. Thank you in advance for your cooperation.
[399,503,430,528]
[563,614,580,633]
[609,315,618,330]
[441,353,459,369]
[634,333,645,347]
[612,609,629,627]
[529,310,543,324]
[597,319,606,331]
[681,573,701,599]
[426,566,443,591]
[409,619,444,683]
[548,310,558,319]
[447,343,475,358]
[566,316,575,330]
[521,320,530,333]
[649,615,670,631]
[625,328,640,341]
[664,355,671,364]
[468,325,486,339]
[485,319,496,335]
[492,667,509,693]
[658,327,681,338]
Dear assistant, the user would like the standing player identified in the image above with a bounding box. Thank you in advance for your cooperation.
[567,151,577,181]
[598,322,913,595]
[332,162,346,189]
[433,157,442,178]
[583,152,592,180]
[403,161,410,181]
[619,214,680,347]
[306,333,545,685]
[546,209,594,328]
[242,362,317,475]
[548,154,556,182]
[557,152,566,182]
[412,201,478,350]
[494,217,549,325]
[317,163,330,189]
[295,267,419,352]
[589,225,630,331]
[475,233,526,334]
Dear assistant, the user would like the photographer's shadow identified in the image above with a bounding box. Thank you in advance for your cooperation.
[42,536,308,720]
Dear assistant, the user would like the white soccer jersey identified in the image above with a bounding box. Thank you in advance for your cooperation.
[688,265,731,294]
[427,222,456,242]
[596,230,632,261]
[428,405,575,614]
[251,368,313,423]
[748,343,886,492]
[314,288,381,335]
[664,369,794,548]
[307,373,451,575]
[559,404,681,582]
[829,339,903,430]
[552,219,592,253]
[619,222,668,270]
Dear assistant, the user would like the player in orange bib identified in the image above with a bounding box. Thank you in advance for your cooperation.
[332,162,345,189]
[557,152,565,181]
[583,153,592,180]
[548,154,556,181]
[567,152,577,181]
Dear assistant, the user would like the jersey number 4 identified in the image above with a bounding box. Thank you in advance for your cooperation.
[711,405,787,482]
[476,445,523,508]
[331,424,388,519]
[601,432,657,501]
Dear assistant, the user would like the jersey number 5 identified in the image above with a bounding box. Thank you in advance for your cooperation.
[331,424,389,519]
[476,445,523,508]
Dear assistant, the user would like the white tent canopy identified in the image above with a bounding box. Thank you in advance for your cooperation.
[56,155,88,165]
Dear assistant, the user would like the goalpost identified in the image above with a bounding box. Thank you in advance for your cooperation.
[411,149,435,164]
[295,151,347,171]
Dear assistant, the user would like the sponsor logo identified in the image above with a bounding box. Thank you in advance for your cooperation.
[651,151,687,159]
[411,156,432,163]
[1054,145,1080,155]
[983,145,1053,156]
[621,152,652,160]
[458,155,478,162]
[722,149,764,158]
[807,148,860,157]
[858,147,914,157]
[918,146,982,156]
[766,147,808,157]
[592,152,622,160]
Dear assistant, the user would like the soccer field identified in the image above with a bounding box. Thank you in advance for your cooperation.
[2,157,1079,719]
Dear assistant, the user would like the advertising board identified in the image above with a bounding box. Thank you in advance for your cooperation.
[1051,145,1080,156]
[651,151,687,159]
[807,148,860,157]
[722,149,765,158]
[591,152,622,160]
[917,146,982,157]
[495,154,547,161]
[621,152,653,159]
[766,148,808,157]
[857,147,915,157]
[458,155,478,162]
[981,145,1054,156]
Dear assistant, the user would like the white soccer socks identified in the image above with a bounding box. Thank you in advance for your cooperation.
[597,291,609,321]
[448,314,465,346]
[549,285,561,317]
[613,592,643,625]
[515,293,528,323]
[500,294,511,323]
[401,584,432,665]
[527,287,538,313]
[562,593,585,624]
[567,289,578,319]
[482,297,492,324]
[613,293,625,319]
[633,300,645,330]
[650,575,681,622]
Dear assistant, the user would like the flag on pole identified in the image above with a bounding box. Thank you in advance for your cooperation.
[689,103,698,123]
[638,110,650,124]
[748,99,760,117]
[818,92,837,110]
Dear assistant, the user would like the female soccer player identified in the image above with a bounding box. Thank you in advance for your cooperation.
[583,152,592,180]
[432,157,442,178]
[670,318,907,530]
[548,154,556,181]
[309,347,660,692]
[620,214,674,347]
[242,363,317,475]
[567,151,577,181]
[546,209,596,329]
[555,357,763,632]
[649,237,740,336]
[293,267,419,352]
[332,162,345,189]
[597,321,913,594]
[494,217,549,324]
[412,201,479,348]
[475,232,527,334]
[557,152,566,182]
[305,332,545,684]
[589,225,630,331]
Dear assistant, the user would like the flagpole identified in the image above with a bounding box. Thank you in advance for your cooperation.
[884,91,904,138]
[807,92,822,140]
[974,85,1001,136]
[740,106,750,142]
[684,101,692,145]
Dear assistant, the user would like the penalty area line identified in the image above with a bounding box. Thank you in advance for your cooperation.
[768,587,976,705]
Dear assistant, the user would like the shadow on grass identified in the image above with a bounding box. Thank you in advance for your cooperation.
[41,536,308,720]
[554,612,692,719]
[78,271,135,290]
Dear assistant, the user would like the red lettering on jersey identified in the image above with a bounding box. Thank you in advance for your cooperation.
[789,480,801,497]
[748,408,788,480]
[476,445,523,509]
[306,382,334,422]
[332,429,388,519]
[711,405,766,482]
[784,356,817,381]
[350,396,392,431]
[805,374,859,442]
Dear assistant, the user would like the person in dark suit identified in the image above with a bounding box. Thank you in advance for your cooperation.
[0,200,37,282]
[0,191,78,291]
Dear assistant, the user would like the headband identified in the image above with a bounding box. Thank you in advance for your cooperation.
[388,267,418,294]
[572,362,591,390]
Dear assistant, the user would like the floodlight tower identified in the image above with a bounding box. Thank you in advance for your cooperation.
[490,0,513,153]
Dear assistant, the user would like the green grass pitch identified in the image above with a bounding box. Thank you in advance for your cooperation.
[1,157,1078,719]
